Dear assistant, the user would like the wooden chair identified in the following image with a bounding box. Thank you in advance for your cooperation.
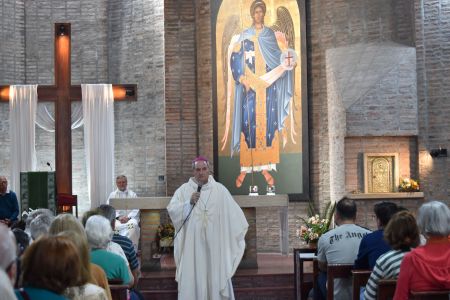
[313,258,319,296]
[293,247,317,300]
[410,290,450,300]
[108,279,128,300]
[351,269,371,300]
[377,279,397,300]
[326,264,354,300]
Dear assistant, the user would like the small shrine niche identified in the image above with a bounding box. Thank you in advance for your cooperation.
[364,153,399,193]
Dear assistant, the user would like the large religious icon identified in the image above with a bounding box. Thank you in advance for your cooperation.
[212,0,309,198]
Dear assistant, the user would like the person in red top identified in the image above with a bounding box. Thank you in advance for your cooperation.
[393,200,450,300]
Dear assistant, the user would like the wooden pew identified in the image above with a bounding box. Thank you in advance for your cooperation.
[108,279,128,300]
[326,264,354,300]
[409,290,450,300]
[293,247,317,300]
[377,279,397,300]
[351,269,371,300]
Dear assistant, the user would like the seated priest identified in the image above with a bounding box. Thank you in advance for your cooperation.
[0,176,19,227]
[107,175,140,249]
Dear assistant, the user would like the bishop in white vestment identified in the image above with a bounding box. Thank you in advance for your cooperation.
[107,175,140,249]
[167,157,248,300]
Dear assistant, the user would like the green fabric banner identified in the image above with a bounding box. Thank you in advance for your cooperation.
[20,172,56,215]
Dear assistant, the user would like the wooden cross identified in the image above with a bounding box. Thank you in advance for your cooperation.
[0,23,137,196]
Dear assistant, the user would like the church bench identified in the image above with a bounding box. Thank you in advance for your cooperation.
[351,269,371,300]
[108,279,128,300]
[293,247,317,300]
[326,263,354,300]
[377,279,397,300]
[409,290,450,300]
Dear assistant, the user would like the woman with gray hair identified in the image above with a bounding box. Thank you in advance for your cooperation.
[29,213,54,241]
[393,201,450,299]
[0,224,17,285]
[85,215,133,287]
[24,208,53,236]
[49,214,112,300]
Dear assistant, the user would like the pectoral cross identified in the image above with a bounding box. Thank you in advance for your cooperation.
[201,209,210,226]
[0,23,137,196]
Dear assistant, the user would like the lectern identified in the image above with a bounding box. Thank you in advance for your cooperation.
[20,171,56,214]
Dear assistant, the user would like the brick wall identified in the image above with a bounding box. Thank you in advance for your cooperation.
[107,0,166,199]
[326,53,346,204]
[0,0,166,214]
[308,0,416,212]
[415,0,450,202]
[0,0,25,177]
[164,0,199,194]
[345,136,418,193]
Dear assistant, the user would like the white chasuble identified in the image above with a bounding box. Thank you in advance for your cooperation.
[167,175,248,300]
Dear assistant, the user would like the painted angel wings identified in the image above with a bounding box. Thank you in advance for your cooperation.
[220,6,296,152]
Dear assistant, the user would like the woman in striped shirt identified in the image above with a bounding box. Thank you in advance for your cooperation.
[364,211,420,300]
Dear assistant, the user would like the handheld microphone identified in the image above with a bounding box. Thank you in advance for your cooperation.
[192,185,202,206]
[46,162,53,171]
[171,185,203,245]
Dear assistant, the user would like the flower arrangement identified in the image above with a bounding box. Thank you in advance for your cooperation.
[297,201,335,244]
[398,178,420,192]
[157,223,175,247]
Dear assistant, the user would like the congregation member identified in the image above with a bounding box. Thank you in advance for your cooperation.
[29,212,54,241]
[364,211,420,300]
[24,208,54,236]
[0,176,19,227]
[12,228,30,257]
[167,156,248,300]
[107,175,140,249]
[354,201,398,270]
[15,235,81,300]
[0,223,17,286]
[12,228,30,288]
[81,209,130,268]
[85,215,134,287]
[59,231,108,300]
[98,204,141,289]
[393,200,450,299]
[316,198,371,300]
[49,213,112,300]
[0,269,16,300]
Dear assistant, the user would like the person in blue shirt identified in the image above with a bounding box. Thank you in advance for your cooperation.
[354,201,399,270]
[0,176,19,227]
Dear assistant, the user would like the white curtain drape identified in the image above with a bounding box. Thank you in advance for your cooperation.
[9,85,38,201]
[35,102,83,132]
[82,84,115,209]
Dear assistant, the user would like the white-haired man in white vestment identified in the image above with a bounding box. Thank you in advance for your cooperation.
[167,156,248,300]
[107,175,140,249]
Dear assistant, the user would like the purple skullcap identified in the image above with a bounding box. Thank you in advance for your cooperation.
[193,156,209,164]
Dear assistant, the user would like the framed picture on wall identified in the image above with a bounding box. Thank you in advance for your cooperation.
[211,0,309,200]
